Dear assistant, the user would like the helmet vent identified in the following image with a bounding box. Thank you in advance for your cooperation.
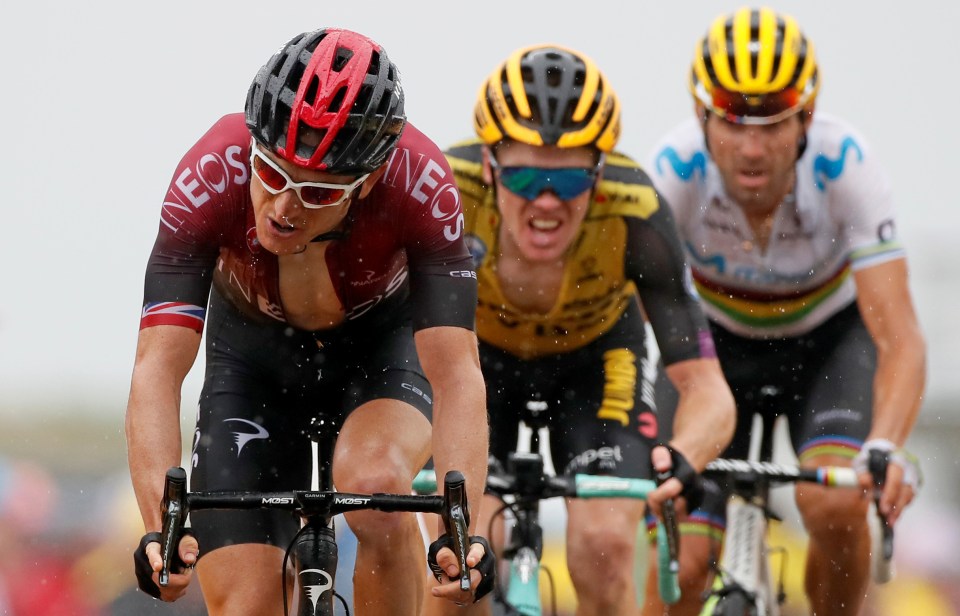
[333,48,353,72]
[328,86,347,113]
[327,126,358,160]
[545,66,562,88]
[295,122,323,160]
[369,51,382,76]
[376,88,393,116]
[304,76,319,107]
[573,68,586,87]
[520,65,533,83]
[354,84,373,116]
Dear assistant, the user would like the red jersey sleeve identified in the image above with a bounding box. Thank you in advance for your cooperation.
[140,114,252,332]
[385,124,478,331]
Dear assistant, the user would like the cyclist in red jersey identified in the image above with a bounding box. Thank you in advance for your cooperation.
[126,28,493,615]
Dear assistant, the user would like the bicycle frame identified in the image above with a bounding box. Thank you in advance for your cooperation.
[414,451,681,616]
[699,458,862,616]
[160,417,472,616]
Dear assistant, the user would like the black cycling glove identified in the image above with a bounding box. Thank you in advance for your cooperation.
[133,528,196,599]
[427,534,496,602]
[655,444,705,513]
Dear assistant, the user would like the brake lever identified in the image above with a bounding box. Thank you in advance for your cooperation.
[655,468,681,573]
[159,467,188,586]
[868,449,894,560]
[441,470,472,592]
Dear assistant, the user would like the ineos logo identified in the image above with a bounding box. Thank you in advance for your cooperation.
[410,159,464,241]
[162,143,248,231]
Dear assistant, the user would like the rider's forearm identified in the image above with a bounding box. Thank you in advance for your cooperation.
[869,328,926,447]
[668,359,736,470]
[125,326,201,531]
[125,361,188,532]
[854,259,927,448]
[431,370,488,534]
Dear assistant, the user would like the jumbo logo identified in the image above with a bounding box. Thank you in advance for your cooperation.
[161,144,249,231]
[813,136,863,191]
[597,348,637,426]
[383,147,463,240]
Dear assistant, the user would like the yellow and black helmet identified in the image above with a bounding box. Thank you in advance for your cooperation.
[474,44,620,152]
[690,7,819,125]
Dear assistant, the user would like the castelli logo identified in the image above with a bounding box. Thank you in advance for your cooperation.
[246,227,262,253]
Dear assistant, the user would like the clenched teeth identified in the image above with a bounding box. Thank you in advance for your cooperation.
[530,219,560,230]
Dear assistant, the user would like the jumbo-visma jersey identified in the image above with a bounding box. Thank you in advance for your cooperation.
[648,114,904,339]
[446,140,710,362]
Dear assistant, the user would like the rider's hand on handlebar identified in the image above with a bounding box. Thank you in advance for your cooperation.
[648,444,704,519]
[134,531,199,601]
[429,536,495,605]
[853,438,922,525]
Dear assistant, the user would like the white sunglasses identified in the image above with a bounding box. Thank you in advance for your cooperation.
[249,141,370,209]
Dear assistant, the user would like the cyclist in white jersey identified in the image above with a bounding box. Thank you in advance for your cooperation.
[643,8,926,615]
[652,112,900,339]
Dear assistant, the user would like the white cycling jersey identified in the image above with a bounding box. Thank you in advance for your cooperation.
[647,113,904,339]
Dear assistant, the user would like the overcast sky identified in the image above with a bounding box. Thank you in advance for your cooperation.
[2,0,958,421]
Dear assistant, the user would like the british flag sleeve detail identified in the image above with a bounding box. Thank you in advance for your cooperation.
[140,302,206,332]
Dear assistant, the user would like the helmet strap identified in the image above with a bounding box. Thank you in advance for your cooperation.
[311,212,353,243]
[700,110,712,155]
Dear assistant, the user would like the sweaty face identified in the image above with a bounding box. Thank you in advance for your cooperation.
[249,148,357,255]
[704,113,808,215]
[487,142,598,263]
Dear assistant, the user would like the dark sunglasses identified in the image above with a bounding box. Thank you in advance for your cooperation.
[708,86,803,125]
[489,156,603,200]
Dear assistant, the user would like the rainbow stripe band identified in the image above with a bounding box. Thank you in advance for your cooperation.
[797,435,862,464]
[692,263,850,329]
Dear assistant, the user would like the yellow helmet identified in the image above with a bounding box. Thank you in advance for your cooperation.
[690,7,819,125]
[474,44,620,152]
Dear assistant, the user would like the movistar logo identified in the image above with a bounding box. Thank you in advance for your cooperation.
[655,147,707,182]
[685,241,726,274]
[813,136,863,191]
[223,418,269,456]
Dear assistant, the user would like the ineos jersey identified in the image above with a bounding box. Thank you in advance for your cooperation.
[445,140,712,364]
[141,113,476,333]
[648,114,904,338]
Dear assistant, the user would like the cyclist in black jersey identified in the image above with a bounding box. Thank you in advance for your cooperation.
[425,44,735,616]
[126,28,494,615]
[645,9,926,615]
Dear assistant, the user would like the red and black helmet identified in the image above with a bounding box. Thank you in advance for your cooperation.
[245,28,406,174]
